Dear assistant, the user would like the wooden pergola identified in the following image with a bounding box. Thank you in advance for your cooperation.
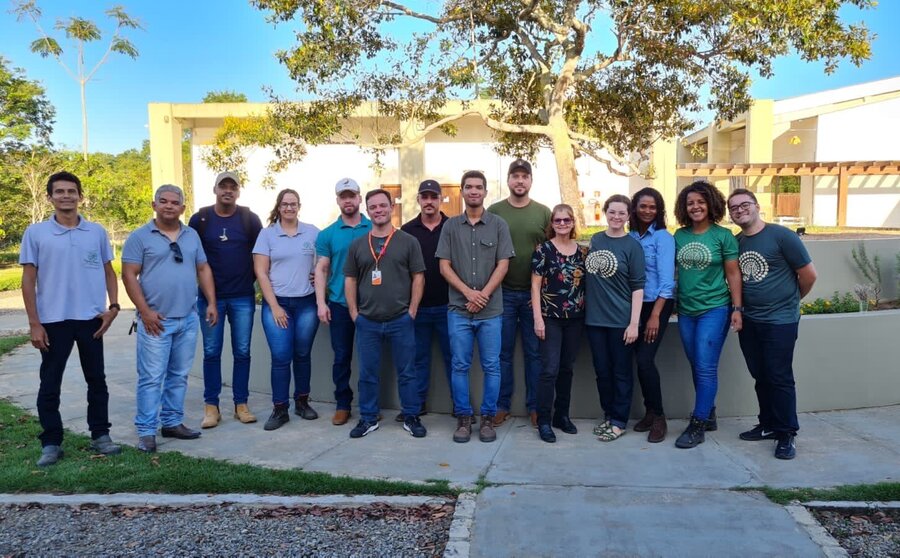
[677,161,900,226]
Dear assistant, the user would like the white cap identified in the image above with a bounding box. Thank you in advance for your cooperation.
[335,177,360,194]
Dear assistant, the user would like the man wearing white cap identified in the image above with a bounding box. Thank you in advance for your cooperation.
[314,178,372,425]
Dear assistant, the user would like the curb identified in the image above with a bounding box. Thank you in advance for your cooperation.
[0,493,451,508]
[785,505,849,558]
[443,491,476,558]
[0,328,28,337]
[805,500,900,510]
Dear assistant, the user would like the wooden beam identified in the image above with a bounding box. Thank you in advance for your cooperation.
[676,160,900,178]
[837,165,849,227]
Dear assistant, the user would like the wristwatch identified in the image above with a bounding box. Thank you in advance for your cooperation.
[732,306,744,313]
[109,303,121,311]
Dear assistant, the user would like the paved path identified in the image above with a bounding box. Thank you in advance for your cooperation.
[2,321,898,557]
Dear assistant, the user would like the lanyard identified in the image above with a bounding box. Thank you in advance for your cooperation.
[368,228,396,269]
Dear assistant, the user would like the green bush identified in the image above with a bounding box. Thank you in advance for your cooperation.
[801,291,871,315]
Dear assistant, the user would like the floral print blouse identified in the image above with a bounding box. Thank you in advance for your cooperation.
[531,240,587,319]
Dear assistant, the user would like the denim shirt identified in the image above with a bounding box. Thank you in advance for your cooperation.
[629,224,675,302]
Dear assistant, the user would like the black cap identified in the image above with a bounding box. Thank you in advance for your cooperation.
[418,179,441,195]
[508,158,532,175]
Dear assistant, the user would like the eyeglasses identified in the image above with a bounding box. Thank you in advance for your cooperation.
[552,218,574,225]
[280,202,299,209]
[169,242,183,263]
[728,201,755,214]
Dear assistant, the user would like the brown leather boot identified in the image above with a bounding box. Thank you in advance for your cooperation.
[294,395,318,420]
[648,414,667,443]
[201,404,220,429]
[479,415,497,442]
[530,411,538,428]
[493,410,510,426]
[633,410,657,433]
[453,415,472,443]
[234,403,257,424]
[332,409,351,426]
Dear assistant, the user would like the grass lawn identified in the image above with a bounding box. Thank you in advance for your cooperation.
[749,484,900,505]
[0,336,454,497]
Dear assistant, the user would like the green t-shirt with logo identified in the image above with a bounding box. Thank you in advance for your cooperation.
[737,223,812,324]
[674,223,738,316]
[488,199,551,291]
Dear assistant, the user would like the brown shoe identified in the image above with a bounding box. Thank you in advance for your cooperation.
[201,404,220,429]
[453,415,473,443]
[633,411,657,433]
[234,403,257,424]
[480,415,497,443]
[332,409,351,426]
[530,411,538,428]
[648,414,667,443]
[493,410,510,426]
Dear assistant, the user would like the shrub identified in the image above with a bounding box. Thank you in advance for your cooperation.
[801,291,872,315]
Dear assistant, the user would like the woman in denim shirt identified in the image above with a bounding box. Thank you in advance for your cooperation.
[628,188,675,443]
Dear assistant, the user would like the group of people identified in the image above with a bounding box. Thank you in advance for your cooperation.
[20,161,816,467]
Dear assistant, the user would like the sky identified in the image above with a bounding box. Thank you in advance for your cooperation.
[2,0,899,155]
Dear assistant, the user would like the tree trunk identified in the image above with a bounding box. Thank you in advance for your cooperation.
[547,116,585,230]
[80,79,88,161]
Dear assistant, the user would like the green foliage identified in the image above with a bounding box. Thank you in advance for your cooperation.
[0,268,22,292]
[800,291,869,315]
[0,336,29,357]
[851,241,882,298]
[776,176,801,194]
[203,90,249,103]
[0,56,54,150]
[753,483,900,506]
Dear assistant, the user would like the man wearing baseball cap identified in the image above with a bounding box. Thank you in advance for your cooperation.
[188,171,263,429]
[315,178,372,425]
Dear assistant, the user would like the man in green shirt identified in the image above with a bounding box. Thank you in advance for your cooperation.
[488,159,551,426]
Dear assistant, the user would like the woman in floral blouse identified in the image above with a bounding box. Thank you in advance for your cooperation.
[531,204,586,443]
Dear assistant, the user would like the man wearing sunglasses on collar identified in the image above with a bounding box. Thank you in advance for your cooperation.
[122,185,218,453]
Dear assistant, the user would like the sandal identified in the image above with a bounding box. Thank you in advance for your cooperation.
[597,425,626,442]
[592,420,611,436]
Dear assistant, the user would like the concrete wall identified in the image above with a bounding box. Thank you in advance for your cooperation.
[803,238,900,301]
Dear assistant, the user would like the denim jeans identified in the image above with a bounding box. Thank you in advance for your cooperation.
[135,313,199,436]
[536,317,583,425]
[633,299,674,415]
[587,325,635,429]
[738,317,800,434]
[328,301,356,410]
[413,304,453,408]
[677,305,730,421]
[448,312,502,417]
[355,313,418,422]
[498,289,541,412]
[261,294,320,406]
[197,295,255,406]
[37,318,110,446]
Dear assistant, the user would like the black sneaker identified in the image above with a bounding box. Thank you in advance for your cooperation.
[705,406,718,431]
[775,433,796,460]
[552,415,578,435]
[403,416,427,438]
[538,424,556,443]
[675,416,707,449]
[349,419,379,438]
[263,405,290,431]
[739,424,778,441]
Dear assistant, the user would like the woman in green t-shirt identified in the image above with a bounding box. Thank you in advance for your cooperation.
[672,181,742,450]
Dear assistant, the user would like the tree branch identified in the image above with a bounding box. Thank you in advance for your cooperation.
[24,12,77,81]
[569,131,643,176]
[85,26,120,82]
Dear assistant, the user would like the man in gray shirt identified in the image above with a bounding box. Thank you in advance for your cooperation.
[436,170,514,443]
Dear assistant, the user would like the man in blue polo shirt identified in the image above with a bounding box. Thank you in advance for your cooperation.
[20,171,123,467]
[314,178,372,426]
[188,171,263,429]
[122,185,218,453]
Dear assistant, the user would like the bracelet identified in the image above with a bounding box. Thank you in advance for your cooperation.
[109,303,121,311]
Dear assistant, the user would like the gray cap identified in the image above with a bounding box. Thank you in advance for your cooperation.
[335,177,360,194]
[418,179,441,195]
[508,158,532,175]
[215,171,241,188]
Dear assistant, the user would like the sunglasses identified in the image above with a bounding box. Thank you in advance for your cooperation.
[169,242,183,263]
[552,218,574,225]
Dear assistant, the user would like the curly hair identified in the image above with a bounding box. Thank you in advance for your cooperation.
[267,188,300,225]
[629,187,667,231]
[674,181,727,227]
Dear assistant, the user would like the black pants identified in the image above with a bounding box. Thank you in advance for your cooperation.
[536,317,583,425]
[738,317,800,434]
[37,319,111,446]
[633,299,674,415]
[587,325,635,429]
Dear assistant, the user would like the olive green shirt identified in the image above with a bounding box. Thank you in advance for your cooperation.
[488,199,551,291]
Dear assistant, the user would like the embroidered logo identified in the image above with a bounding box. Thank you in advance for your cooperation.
[739,251,769,282]
[677,242,712,270]
[586,250,618,278]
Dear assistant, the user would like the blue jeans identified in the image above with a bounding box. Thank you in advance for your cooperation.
[677,305,730,421]
[261,294,320,406]
[499,289,541,412]
[448,312,502,417]
[587,325,635,429]
[355,313,418,422]
[328,302,355,410]
[413,305,453,408]
[738,317,800,434]
[135,313,199,437]
[198,295,255,406]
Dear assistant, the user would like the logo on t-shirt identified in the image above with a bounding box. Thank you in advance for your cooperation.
[82,248,101,269]
[586,250,618,278]
[739,251,769,283]
[677,242,712,270]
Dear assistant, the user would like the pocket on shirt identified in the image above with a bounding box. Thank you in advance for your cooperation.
[479,239,498,259]
[81,248,102,269]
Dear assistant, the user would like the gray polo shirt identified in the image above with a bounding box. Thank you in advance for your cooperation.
[19,215,114,324]
[253,221,319,298]
[435,211,514,319]
[344,230,425,321]
[122,220,208,319]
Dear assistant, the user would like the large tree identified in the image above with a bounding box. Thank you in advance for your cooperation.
[209,0,873,221]
[0,55,54,151]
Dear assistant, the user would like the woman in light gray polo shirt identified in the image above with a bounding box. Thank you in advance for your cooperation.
[253,189,320,431]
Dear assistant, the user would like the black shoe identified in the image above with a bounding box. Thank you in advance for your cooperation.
[552,416,578,435]
[775,433,796,460]
[705,406,718,431]
[294,396,318,420]
[160,424,201,439]
[675,416,707,449]
[403,415,427,438]
[394,412,406,422]
[538,424,556,443]
[349,419,379,438]
[739,424,778,441]
[264,405,290,431]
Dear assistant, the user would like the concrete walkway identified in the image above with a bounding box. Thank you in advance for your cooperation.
[2,318,898,557]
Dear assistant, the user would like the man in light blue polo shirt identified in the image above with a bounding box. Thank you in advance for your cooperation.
[20,171,123,467]
[314,178,372,425]
[122,185,218,453]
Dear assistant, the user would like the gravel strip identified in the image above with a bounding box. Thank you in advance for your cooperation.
[810,507,899,557]
[0,502,454,557]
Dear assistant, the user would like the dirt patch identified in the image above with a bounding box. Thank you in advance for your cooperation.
[810,507,899,557]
